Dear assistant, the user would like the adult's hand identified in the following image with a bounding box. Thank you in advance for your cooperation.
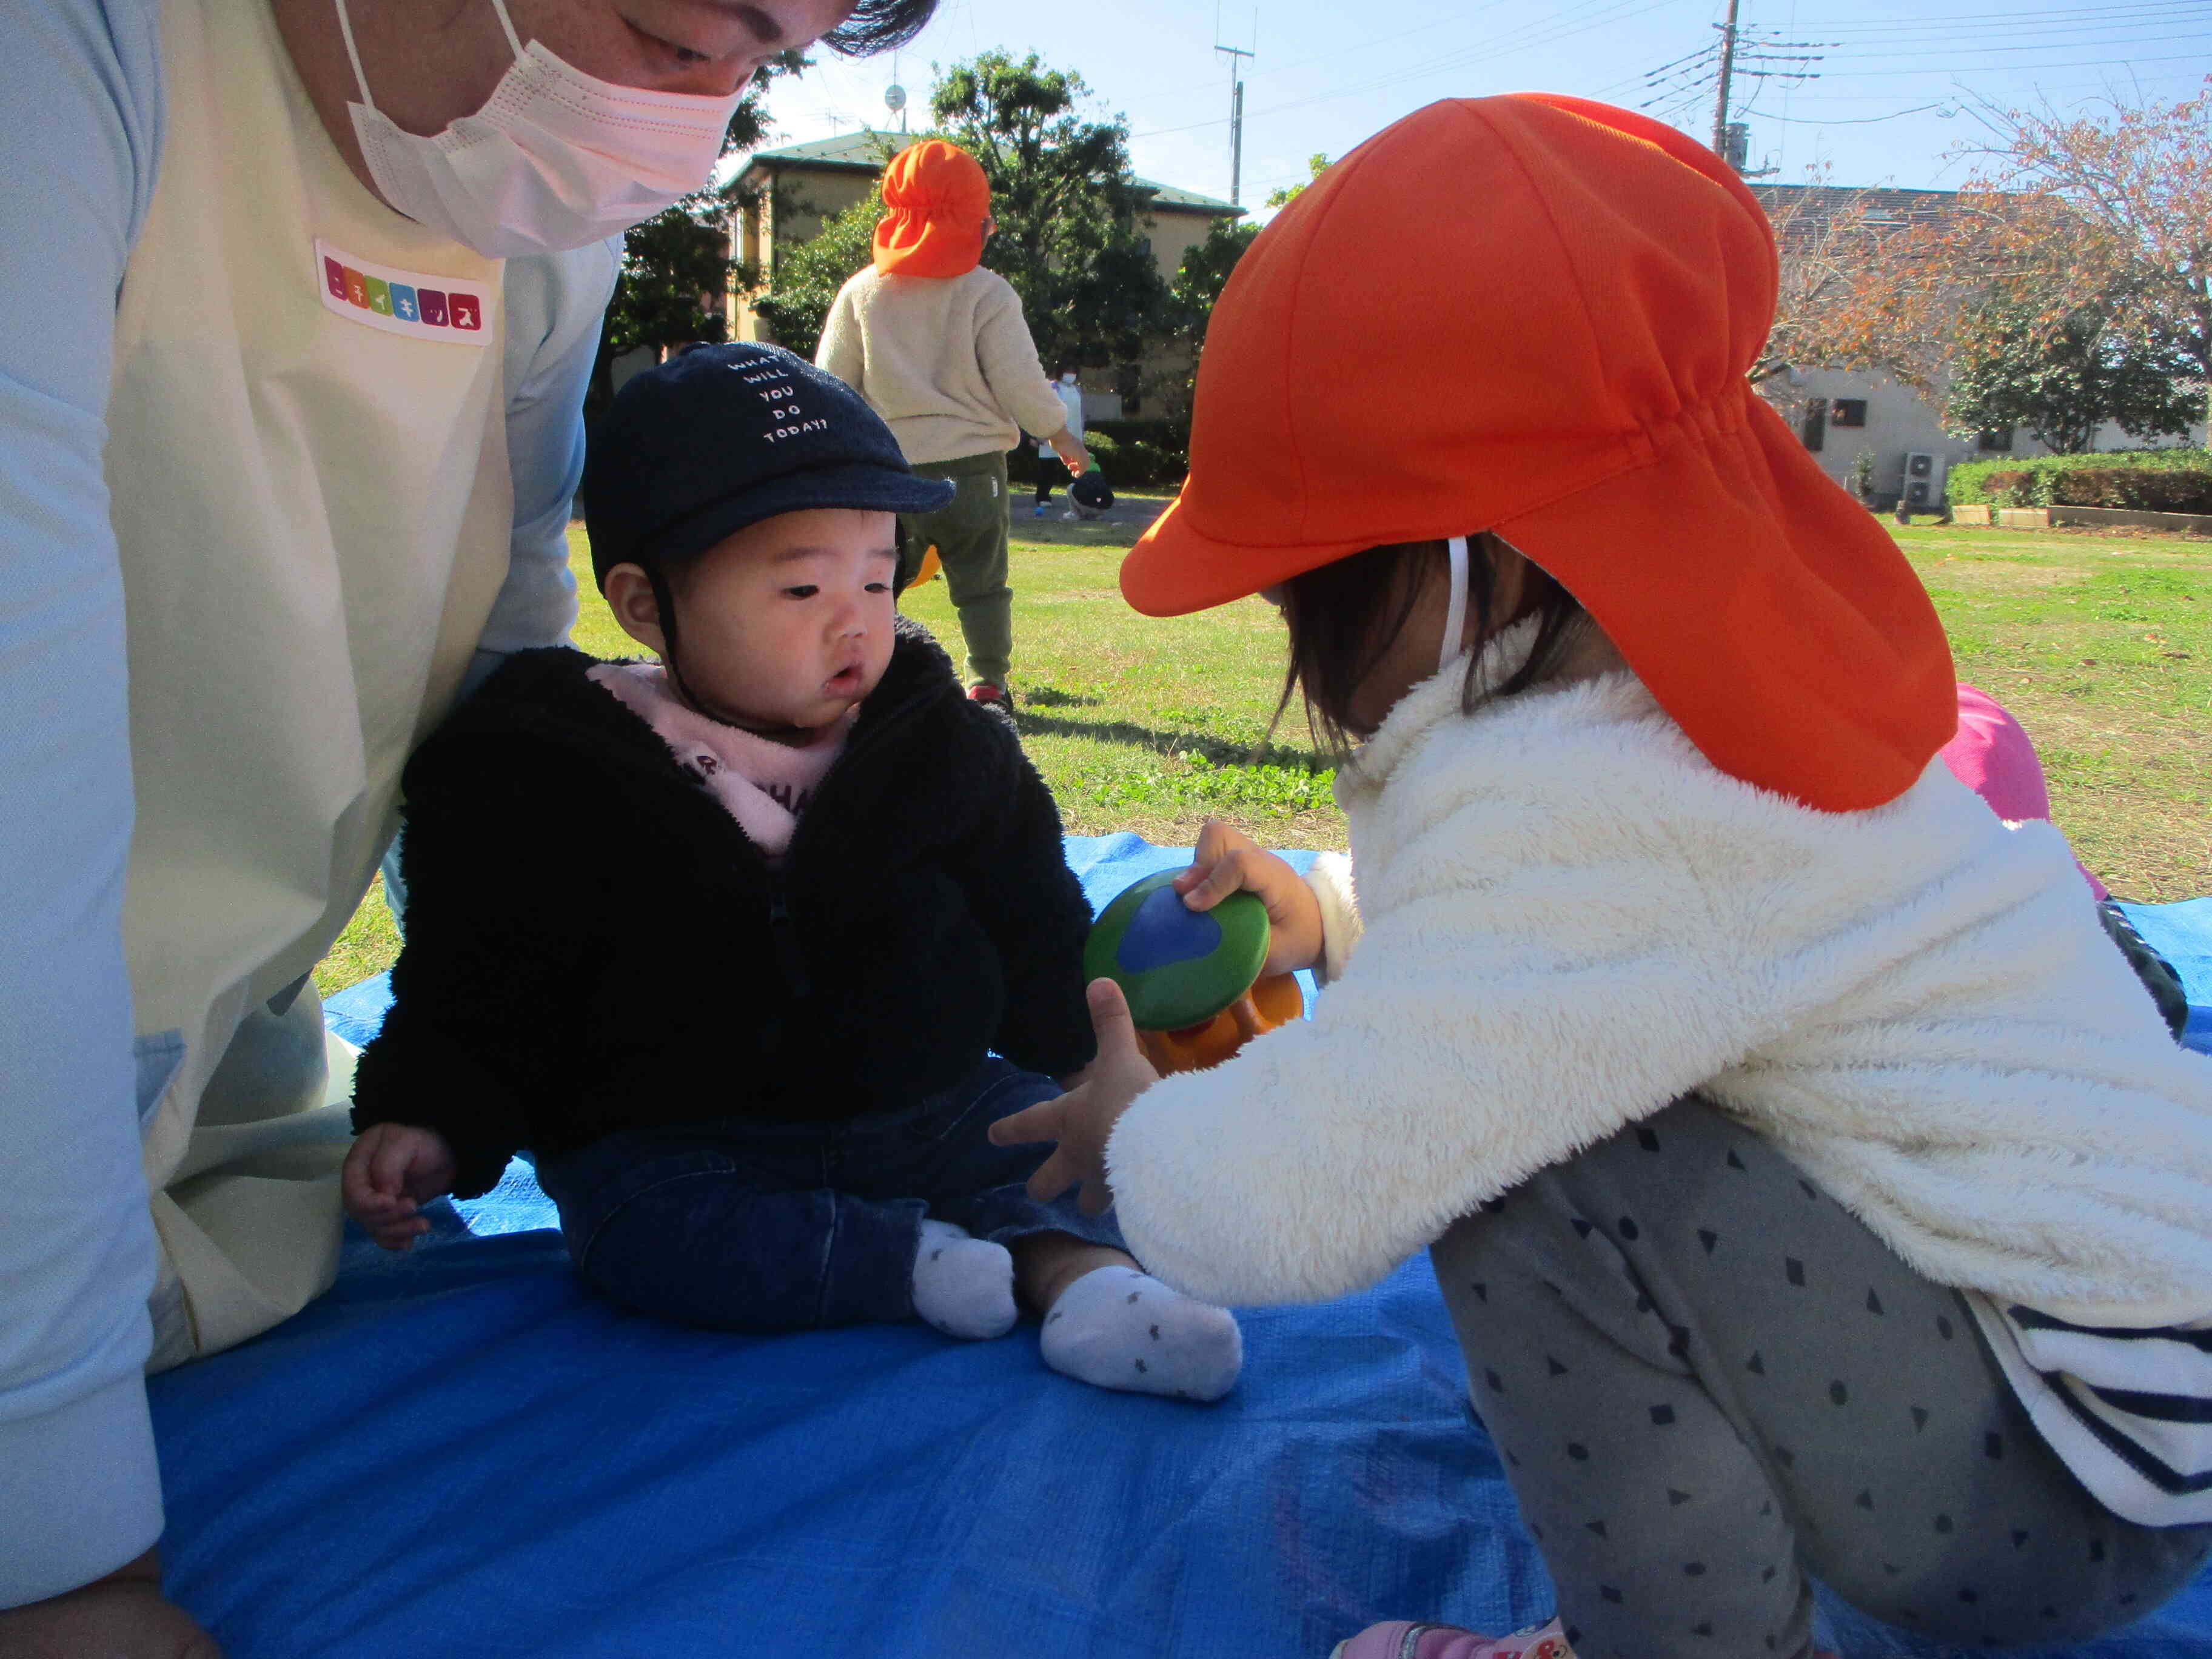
[0,1549,223,1659]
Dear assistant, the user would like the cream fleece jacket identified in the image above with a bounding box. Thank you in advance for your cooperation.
[1106,623,2212,1327]
[816,266,1071,467]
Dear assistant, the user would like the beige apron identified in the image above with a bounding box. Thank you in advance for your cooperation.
[106,0,513,1369]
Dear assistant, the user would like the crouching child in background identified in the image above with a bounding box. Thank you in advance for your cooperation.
[339,344,1241,1403]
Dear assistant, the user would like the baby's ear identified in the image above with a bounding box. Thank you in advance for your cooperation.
[602,563,668,654]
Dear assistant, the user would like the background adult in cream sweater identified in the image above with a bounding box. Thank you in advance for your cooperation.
[817,141,1087,708]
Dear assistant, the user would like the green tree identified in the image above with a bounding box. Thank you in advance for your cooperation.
[1945,284,2199,454]
[928,51,1167,369]
[1264,154,1330,210]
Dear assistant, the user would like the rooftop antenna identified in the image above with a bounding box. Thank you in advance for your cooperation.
[885,52,907,133]
[1215,8,1255,207]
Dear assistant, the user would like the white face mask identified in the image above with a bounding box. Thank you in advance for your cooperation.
[335,0,745,258]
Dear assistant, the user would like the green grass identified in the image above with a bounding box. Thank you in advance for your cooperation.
[314,509,2211,994]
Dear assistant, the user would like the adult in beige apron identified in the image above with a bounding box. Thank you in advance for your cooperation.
[4,0,922,1644]
[107,0,514,1374]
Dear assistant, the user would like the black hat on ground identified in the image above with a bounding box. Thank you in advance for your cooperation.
[584,343,955,588]
[1069,469,1114,513]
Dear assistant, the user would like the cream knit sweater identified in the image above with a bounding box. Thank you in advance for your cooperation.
[1105,623,2212,1329]
[816,266,1071,467]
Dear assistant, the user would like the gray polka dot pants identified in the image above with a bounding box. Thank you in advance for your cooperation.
[1429,1098,2212,1659]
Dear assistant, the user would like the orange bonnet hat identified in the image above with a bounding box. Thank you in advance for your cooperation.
[873,141,992,280]
[1121,95,1956,813]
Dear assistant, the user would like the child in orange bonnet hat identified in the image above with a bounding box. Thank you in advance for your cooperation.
[993,95,2212,1659]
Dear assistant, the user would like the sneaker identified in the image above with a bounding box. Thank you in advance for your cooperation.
[1061,508,1082,520]
[967,682,1009,707]
[1330,1617,1571,1659]
[1032,502,1049,517]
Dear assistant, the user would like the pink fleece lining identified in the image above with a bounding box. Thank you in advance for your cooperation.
[589,664,851,857]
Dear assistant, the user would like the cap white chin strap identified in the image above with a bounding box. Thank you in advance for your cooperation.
[1439,535,1470,675]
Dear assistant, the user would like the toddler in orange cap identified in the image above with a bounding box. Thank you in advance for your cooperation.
[993,95,2212,1659]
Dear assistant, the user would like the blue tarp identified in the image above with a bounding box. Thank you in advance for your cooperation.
[151,837,2212,1657]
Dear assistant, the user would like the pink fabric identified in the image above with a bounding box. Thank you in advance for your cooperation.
[589,664,850,857]
[1332,1618,1570,1659]
[1939,683,2107,901]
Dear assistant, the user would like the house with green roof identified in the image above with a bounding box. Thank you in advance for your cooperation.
[723,132,1243,418]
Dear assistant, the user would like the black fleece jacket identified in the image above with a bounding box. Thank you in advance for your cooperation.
[350,621,1098,1198]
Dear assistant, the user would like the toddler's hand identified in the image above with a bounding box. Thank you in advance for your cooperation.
[1172,820,1324,977]
[341,1122,458,1252]
[993,979,1159,1216]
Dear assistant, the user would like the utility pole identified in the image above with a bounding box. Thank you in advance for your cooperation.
[1711,0,1740,158]
[1216,42,1253,207]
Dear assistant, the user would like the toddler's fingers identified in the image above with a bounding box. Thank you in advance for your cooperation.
[1085,977,1140,1054]
[989,1098,1063,1147]
[1176,847,1268,914]
[1025,1147,1081,1205]
[1227,994,1265,1044]
[370,1217,425,1252]
[368,1129,420,1197]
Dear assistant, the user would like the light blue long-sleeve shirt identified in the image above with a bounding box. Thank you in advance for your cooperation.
[0,0,615,1606]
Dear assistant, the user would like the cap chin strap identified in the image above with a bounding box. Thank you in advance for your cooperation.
[1439,535,1470,675]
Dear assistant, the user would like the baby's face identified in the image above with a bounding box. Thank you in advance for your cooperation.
[665,508,899,738]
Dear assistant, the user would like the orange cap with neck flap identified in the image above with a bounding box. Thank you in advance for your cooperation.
[873,141,991,280]
[1121,94,1956,813]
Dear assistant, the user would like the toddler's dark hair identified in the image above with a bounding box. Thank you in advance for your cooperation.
[1278,534,1586,756]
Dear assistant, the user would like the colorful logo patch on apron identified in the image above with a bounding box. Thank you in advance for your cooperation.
[313,239,492,344]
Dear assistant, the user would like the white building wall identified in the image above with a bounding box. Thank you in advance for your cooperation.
[1761,367,2205,508]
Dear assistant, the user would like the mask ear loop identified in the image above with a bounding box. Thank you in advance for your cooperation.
[1439,535,1470,675]
[333,0,376,107]
[488,0,528,58]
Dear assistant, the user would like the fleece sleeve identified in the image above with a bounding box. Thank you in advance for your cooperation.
[1104,754,1793,1307]
[972,278,1075,443]
[0,0,168,1606]
[349,723,593,1198]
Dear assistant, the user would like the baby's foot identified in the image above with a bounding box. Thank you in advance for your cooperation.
[911,1218,1017,1339]
[1039,1264,1242,1401]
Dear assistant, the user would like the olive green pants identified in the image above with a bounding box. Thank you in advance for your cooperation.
[902,451,1013,689]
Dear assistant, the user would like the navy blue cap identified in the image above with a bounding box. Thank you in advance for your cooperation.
[583,343,956,588]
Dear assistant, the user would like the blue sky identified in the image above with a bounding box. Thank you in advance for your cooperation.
[761,0,2210,210]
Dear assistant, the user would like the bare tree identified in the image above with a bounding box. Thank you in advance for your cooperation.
[1946,79,2211,433]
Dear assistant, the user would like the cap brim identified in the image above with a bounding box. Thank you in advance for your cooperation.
[1122,496,1381,617]
[654,463,957,567]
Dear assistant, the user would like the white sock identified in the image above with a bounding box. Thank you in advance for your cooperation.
[911,1219,1017,1340]
[1039,1265,1242,1402]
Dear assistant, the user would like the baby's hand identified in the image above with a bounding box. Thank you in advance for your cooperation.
[341,1123,458,1252]
[1172,820,1324,977]
[993,979,1160,1216]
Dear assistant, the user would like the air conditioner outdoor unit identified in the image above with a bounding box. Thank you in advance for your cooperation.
[1902,451,1945,508]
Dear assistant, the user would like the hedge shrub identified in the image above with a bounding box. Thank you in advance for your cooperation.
[1948,448,2212,514]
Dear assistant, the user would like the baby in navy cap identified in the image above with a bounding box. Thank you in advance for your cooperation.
[340,344,1241,1402]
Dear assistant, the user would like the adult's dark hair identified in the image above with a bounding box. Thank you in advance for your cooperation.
[1278,533,1586,756]
[824,0,939,55]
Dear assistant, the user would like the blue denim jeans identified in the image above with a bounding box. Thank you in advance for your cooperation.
[535,1059,1125,1332]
